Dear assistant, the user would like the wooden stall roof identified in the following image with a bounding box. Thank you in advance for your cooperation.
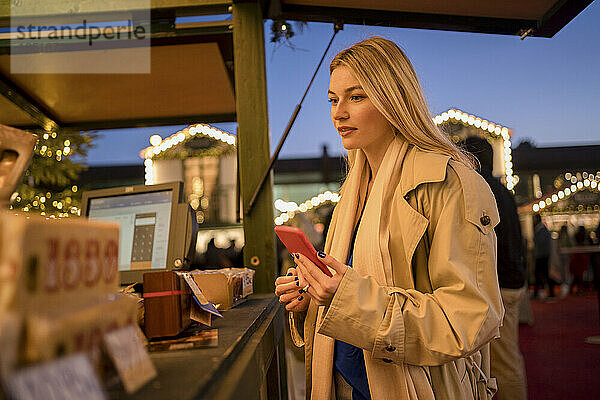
[0,0,592,132]
[278,0,593,37]
[0,0,236,131]
[0,41,236,130]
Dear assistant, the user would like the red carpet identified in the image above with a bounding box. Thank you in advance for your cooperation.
[519,293,600,400]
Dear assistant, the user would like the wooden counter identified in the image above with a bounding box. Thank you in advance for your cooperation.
[114,294,288,400]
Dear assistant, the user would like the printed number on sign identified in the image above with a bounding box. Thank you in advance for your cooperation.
[43,239,119,292]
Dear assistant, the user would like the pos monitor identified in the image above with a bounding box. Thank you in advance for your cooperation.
[80,181,198,284]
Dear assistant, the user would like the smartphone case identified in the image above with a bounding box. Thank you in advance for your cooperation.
[274,226,332,277]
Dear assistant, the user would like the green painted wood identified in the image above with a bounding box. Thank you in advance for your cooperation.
[232,1,277,294]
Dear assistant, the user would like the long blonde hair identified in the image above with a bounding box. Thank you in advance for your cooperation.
[330,36,475,169]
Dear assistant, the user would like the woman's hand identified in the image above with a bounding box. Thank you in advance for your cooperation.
[295,252,348,306]
[275,267,310,312]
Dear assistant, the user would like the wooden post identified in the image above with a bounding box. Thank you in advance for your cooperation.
[232,1,277,293]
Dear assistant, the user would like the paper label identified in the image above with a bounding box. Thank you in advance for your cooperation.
[190,297,212,326]
[5,353,106,400]
[181,273,223,318]
[242,272,254,298]
[103,325,156,394]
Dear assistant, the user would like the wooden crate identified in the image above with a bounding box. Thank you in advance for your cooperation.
[143,271,191,338]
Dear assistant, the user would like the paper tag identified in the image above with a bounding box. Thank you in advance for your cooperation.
[103,325,156,394]
[5,353,106,400]
[242,272,253,298]
[181,273,223,318]
[190,297,212,326]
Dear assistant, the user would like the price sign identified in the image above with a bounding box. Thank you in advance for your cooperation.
[5,354,106,400]
[103,325,156,394]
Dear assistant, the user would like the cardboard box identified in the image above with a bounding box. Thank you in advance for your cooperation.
[25,293,138,366]
[0,212,120,316]
[189,268,254,310]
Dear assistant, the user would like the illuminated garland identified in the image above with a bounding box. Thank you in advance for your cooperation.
[10,129,93,217]
[432,109,515,190]
[529,171,600,213]
[274,190,340,225]
[141,124,236,185]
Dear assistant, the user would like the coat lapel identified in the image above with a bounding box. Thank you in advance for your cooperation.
[393,193,429,285]
[395,147,451,272]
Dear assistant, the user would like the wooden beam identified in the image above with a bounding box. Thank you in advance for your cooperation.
[536,0,593,38]
[279,4,538,37]
[0,26,234,55]
[0,71,60,131]
[232,1,276,293]
[0,0,232,24]
[13,112,236,132]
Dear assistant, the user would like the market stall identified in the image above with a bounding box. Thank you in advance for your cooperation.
[0,1,592,398]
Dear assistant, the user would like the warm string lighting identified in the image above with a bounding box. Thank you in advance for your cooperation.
[36,131,72,163]
[433,109,515,190]
[141,124,236,185]
[141,124,236,159]
[274,190,340,226]
[531,171,600,213]
[144,159,155,185]
[13,127,79,218]
[11,185,81,217]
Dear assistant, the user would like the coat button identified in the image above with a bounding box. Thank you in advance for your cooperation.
[385,345,396,352]
[382,358,393,363]
[480,215,491,226]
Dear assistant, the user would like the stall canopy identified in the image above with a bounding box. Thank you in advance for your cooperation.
[277,0,592,37]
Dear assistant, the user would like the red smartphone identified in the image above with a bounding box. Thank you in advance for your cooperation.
[274,226,333,277]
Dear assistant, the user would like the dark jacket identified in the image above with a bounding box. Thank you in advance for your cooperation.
[480,169,526,289]
[534,223,552,259]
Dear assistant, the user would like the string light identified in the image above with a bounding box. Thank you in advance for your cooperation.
[274,190,341,225]
[141,124,236,160]
[141,124,236,185]
[433,108,515,190]
[144,158,155,185]
[149,135,162,146]
[530,172,600,213]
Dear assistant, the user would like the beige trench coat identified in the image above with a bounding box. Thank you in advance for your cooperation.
[290,145,504,399]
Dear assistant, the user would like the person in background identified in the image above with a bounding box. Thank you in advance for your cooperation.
[570,226,591,294]
[591,224,600,312]
[533,214,555,299]
[463,137,528,400]
[557,225,573,297]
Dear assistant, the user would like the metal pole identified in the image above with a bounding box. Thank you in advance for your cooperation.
[244,23,342,216]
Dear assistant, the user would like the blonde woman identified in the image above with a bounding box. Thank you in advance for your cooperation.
[275,37,504,400]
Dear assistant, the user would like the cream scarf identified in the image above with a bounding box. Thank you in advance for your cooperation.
[310,138,425,399]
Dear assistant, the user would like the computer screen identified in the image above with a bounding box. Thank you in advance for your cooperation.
[81,182,189,284]
[87,190,173,272]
